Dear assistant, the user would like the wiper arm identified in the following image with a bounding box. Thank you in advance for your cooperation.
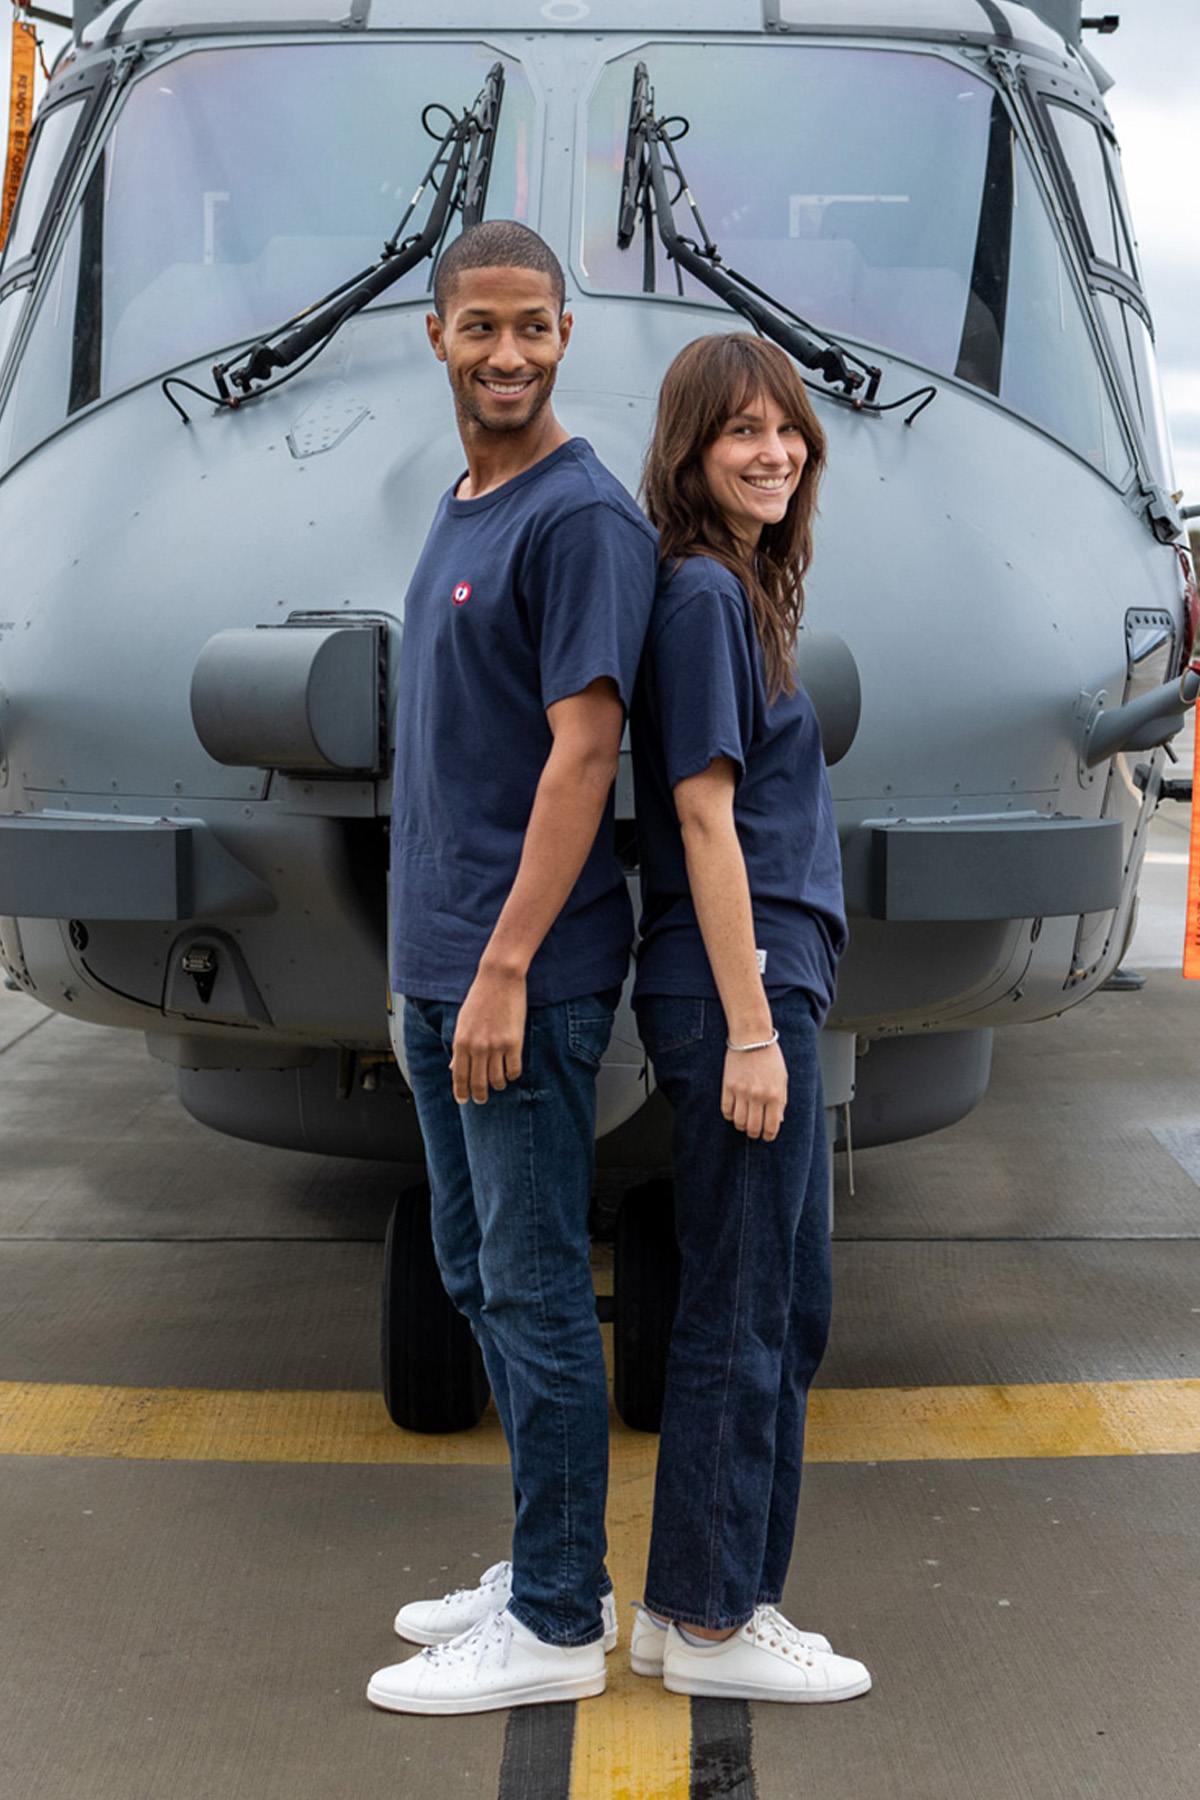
[618,62,881,403]
[461,60,505,230]
[205,63,505,405]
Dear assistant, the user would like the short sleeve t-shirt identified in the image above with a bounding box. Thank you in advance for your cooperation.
[390,437,658,1006]
[630,554,847,1021]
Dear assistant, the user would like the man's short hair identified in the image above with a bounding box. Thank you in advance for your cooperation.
[433,221,566,318]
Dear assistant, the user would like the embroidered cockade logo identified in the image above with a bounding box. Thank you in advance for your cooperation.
[451,582,472,607]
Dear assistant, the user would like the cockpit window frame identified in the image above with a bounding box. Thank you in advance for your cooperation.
[1019,68,1170,497]
[0,64,110,414]
[1032,93,1141,293]
[0,68,107,294]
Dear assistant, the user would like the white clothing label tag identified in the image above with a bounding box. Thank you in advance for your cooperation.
[756,948,768,973]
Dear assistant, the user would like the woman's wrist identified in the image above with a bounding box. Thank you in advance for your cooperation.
[726,1027,779,1053]
[724,1007,774,1044]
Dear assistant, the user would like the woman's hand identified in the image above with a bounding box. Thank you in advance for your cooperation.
[721,1041,788,1141]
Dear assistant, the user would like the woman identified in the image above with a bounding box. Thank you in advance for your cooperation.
[628,333,870,1703]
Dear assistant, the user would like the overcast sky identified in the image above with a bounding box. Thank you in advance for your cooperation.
[2,3,1197,496]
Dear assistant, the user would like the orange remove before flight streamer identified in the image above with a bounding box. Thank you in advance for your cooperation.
[1185,677,1200,980]
[1,8,37,247]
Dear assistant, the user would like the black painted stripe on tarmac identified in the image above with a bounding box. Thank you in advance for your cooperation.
[496,1697,758,1800]
[497,1701,575,1800]
[691,1699,757,1800]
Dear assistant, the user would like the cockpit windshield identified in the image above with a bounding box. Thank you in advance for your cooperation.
[97,42,534,398]
[586,45,990,379]
[583,43,1131,482]
[0,34,1135,488]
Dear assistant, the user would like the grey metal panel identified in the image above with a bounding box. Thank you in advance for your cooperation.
[72,0,117,38]
[841,814,1124,920]
[80,0,353,44]
[841,1027,994,1147]
[0,814,274,919]
[1024,0,1081,44]
[190,624,383,774]
[176,1051,424,1155]
[767,0,1067,54]
[81,0,765,37]
[369,0,763,31]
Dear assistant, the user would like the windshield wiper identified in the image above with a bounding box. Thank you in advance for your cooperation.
[617,62,881,404]
[162,63,505,419]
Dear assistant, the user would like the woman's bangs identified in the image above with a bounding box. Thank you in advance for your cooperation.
[714,345,820,448]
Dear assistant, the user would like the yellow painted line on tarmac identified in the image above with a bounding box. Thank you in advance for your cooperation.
[809,1377,1200,1462]
[0,1380,512,1465]
[3,1377,1200,1466]
[568,1449,691,1800]
[6,1379,1200,1800]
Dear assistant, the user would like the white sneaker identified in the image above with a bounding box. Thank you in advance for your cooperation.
[367,1610,606,1716]
[394,1561,618,1654]
[662,1605,871,1703]
[630,1602,830,1676]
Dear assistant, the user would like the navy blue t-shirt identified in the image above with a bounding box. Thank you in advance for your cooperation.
[390,438,657,1005]
[631,554,847,1021]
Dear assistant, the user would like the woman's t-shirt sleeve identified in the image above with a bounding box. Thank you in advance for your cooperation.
[648,591,757,790]
[526,502,658,712]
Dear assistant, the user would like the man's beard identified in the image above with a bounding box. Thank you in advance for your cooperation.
[452,366,556,435]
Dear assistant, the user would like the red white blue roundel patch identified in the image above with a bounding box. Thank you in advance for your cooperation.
[452,581,472,607]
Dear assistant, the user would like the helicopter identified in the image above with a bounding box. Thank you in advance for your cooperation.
[0,0,1194,1431]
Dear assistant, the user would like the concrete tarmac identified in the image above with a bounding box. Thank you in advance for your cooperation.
[1,809,1198,1800]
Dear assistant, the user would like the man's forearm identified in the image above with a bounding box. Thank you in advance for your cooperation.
[479,743,619,978]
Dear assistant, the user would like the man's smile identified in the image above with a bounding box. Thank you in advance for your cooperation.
[477,375,538,396]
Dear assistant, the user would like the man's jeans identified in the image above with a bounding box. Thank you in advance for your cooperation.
[402,990,618,1648]
[634,988,832,1631]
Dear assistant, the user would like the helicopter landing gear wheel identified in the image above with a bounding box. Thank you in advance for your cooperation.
[612,1179,680,1433]
[380,1184,489,1433]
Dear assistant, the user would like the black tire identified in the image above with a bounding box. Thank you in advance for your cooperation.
[613,1178,680,1433]
[380,1183,490,1433]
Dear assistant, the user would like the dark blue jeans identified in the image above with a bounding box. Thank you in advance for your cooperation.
[402,991,618,1647]
[634,988,832,1631]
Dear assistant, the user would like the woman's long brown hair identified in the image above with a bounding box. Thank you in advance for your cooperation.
[641,334,826,702]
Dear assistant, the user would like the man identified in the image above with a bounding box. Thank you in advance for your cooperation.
[367,221,657,1717]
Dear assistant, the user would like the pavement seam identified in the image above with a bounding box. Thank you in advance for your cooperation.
[0,1011,54,1058]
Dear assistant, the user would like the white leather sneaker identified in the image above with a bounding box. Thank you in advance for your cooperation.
[662,1605,871,1703]
[630,1604,830,1676]
[394,1561,618,1653]
[368,1610,606,1715]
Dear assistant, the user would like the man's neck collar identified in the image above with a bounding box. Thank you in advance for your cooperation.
[455,411,571,500]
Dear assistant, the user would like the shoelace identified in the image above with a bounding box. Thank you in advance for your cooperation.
[425,1610,513,1674]
[749,1605,815,1664]
[436,1560,511,1610]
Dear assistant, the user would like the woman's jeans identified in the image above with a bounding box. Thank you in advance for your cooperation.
[402,991,618,1648]
[634,988,832,1631]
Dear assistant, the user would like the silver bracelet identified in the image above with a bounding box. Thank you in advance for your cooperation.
[726,1028,780,1053]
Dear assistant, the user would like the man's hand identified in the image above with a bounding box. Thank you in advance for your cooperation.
[721,1041,788,1141]
[451,965,527,1104]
